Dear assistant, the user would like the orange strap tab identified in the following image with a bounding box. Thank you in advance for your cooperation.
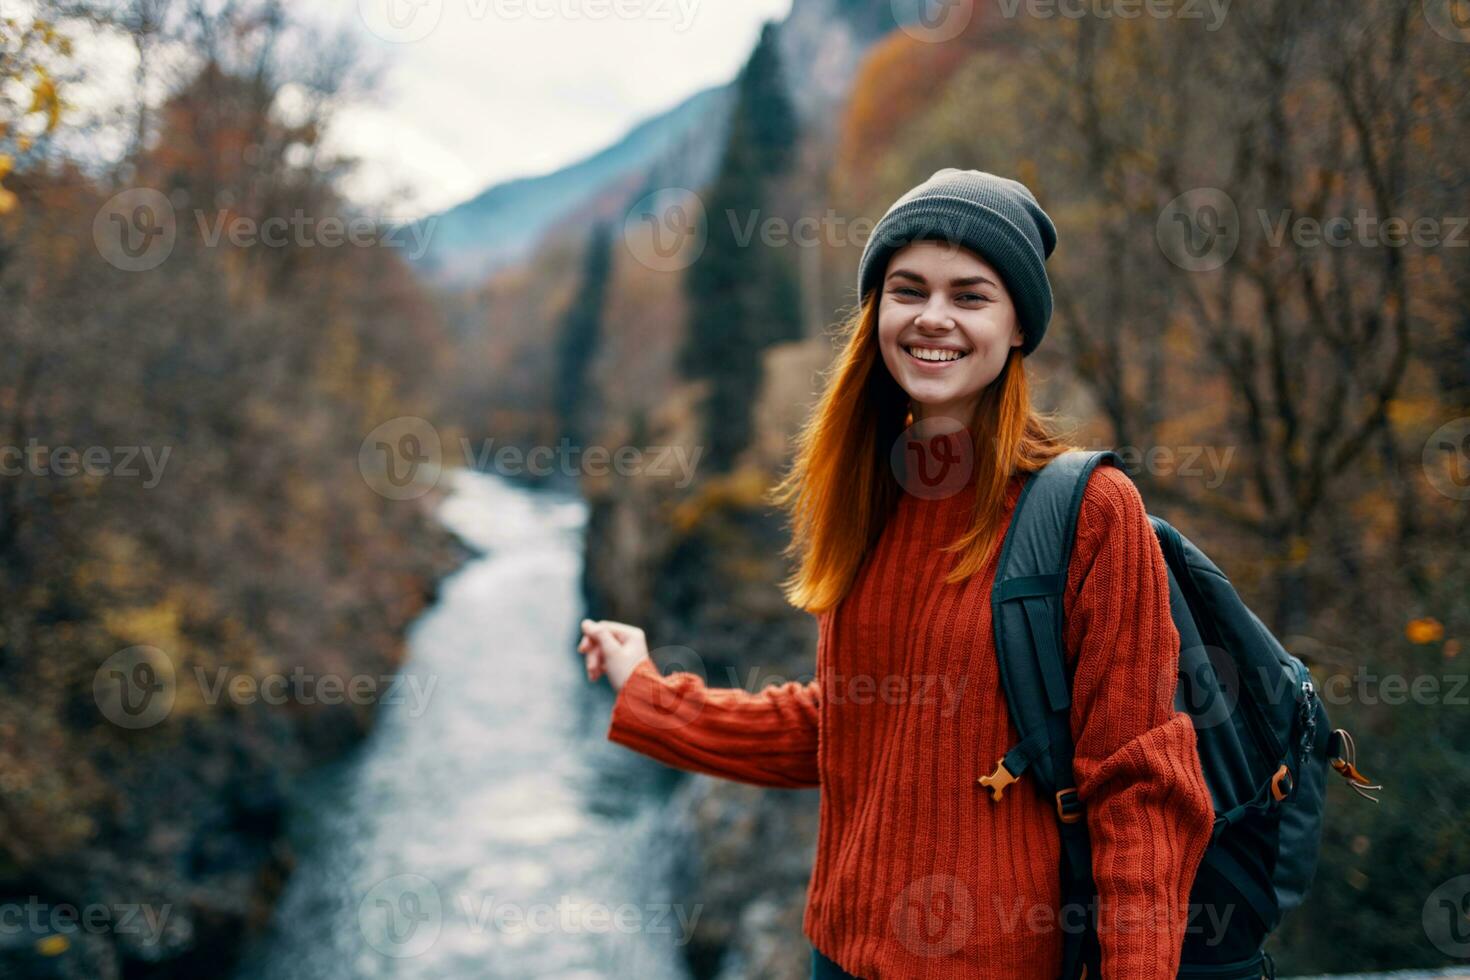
[977,758,1018,801]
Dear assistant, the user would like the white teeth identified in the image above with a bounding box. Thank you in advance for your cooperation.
[906,346,967,362]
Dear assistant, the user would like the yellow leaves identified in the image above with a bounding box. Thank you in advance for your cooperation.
[24,20,73,56]
[29,73,61,132]
[0,17,71,180]
[670,465,770,532]
[1386,396,1438,426]
[1405,617,1445,645]
[75,530,155,591]
[35,935,69,957]
[102,600,184,652]
[0,153,14,214]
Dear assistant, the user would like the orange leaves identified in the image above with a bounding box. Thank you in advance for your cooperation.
[834,27,991,207]
[1405,618,1460,662]
[1405,617,1445,645]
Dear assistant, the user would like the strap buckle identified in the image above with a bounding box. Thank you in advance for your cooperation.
[977,758,1018,801]
[1055,788,1083,824]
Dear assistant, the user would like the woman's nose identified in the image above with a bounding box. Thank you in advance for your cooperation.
[914,304,955,331]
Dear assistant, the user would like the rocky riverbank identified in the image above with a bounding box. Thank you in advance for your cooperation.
[0,491,466,980]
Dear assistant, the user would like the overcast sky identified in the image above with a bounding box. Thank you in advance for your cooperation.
[329,0,794,219]
[57,0,791,221]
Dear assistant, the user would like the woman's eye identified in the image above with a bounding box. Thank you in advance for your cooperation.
[891,286,923,298]
[957,293,987,303]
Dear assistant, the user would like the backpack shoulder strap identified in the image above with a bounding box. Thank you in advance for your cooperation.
[986,448,1121,980]
[987,448,1120,796]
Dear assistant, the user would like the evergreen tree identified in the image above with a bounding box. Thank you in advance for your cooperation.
[679,22,802,472]
[554,221,614,450]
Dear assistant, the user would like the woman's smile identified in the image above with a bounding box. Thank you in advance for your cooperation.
[902,343,971,367]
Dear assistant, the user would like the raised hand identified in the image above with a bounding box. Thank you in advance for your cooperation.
[577,618,650,692]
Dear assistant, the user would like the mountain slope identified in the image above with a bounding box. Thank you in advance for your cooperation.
[407,0,898,288]
[404,84,732,285]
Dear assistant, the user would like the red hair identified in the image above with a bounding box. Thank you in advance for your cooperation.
[768,293,1079,614]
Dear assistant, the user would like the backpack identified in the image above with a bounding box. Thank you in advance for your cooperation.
[982,450,1381,980]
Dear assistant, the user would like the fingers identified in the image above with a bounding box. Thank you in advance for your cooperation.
[602,621,643,643]
[590,626,624,659]
[581,618,641,643]
[580,620,639,654]
[578,619,627,684]
[578,631,602,682]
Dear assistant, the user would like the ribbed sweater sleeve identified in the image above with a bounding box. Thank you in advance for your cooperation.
[1062,465,1215,979]
[605,656,822,789]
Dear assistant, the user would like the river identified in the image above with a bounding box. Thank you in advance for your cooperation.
[234,470,694,980]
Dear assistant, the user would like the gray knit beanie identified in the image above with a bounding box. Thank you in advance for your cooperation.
[856,168,1058,356]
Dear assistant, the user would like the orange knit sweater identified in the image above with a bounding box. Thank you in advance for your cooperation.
[606,458,1214,979]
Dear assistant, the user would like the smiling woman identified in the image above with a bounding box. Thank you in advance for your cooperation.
[581,170,1217,979]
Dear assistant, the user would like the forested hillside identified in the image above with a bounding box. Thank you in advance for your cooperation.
[0,7,461,976]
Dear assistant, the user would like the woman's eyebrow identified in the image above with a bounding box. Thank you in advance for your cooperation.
[886,268,998,288]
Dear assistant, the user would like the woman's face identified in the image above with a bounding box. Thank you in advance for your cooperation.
[876,240,1024,426]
